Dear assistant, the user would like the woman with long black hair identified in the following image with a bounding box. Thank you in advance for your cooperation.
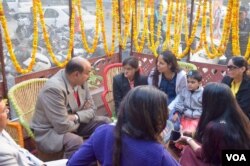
[67,86,179,166]
[113,56,147,114]
[177,83,250,165]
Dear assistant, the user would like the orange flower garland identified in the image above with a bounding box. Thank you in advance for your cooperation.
[36,0,75,67]
[231,0,240,56]
[0,0,38,74]
[163,0,173,50]
[77,0,100,54]
[98,0,117,56]
[132,0,148,52]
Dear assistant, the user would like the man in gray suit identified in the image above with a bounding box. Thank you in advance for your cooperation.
[31,57,111,158]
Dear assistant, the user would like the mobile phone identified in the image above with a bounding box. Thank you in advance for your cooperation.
[170,130,181,141]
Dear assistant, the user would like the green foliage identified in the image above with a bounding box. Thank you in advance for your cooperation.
[88,70,103,89]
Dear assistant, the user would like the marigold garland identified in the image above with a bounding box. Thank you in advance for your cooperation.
[150,0,163,54]
[0,0,38,74]
[207,0,218,54]
[172,0,185,55]
[116,0,132,49]
[163,0,173,50]
[1,0,249,75]
[202,0,228,58]
[98,0,116,56]
[201,0,217,59]
[77,0,100,54]
[190,0,233,59]
[202,0,233,58]
[245,36,250,62]
[177,0,202,58]
[212,0,232,55]
[36,0,75,67]
[231,0,240,56]
[190,0,204,55]
[132,0,148,52]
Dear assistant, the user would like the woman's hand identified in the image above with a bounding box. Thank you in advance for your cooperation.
[173,131,192,145]
[175,133,201,152]
[172,113,179,122]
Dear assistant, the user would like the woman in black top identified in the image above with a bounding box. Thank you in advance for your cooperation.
[222,56,250,119]
[113,57,148,115]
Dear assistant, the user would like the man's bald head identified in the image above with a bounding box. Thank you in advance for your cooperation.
[65,57,91,75]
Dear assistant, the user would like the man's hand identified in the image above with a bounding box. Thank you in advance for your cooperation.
[68,114,76,122]
[83,100,93,109]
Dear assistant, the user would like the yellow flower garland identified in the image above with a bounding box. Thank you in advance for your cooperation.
[172,0,185,55]
[116,0,132,49]
[132,0,148,52]
[190,0,204,55]
[77,0,100,54]
[98,0,116,56]
[245,36,250,62]
[201,0,217,59]
[150,0,163,54]
[231,0,240,56]
[163,0,173,50]
[0,0,38,74]
[213,0,232,55]
[177,0,202,58]
[190,0,233,59]
[36,0,75,67]
[205,0,233,58]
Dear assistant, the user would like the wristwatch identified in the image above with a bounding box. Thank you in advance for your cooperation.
[74,114,80,124]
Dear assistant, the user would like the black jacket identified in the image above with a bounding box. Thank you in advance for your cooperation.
[113,73,148,114]
[222,75,250,119]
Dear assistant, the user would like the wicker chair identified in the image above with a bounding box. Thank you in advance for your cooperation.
[7,78,65,161]
[178,61,197,72]
[6,121,24,147]
[101,63,123,117]
[8,78,48,139]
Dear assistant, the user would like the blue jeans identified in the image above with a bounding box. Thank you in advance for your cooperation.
[168,109,181,131]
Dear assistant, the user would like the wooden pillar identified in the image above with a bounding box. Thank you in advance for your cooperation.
[118,0,122,62]
[0,24,8,99]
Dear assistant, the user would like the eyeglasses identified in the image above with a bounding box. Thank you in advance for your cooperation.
[227,65,239,71]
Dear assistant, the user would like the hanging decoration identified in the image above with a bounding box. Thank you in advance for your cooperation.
[116,0,132,49]
[98,0,117,56]
[132,0,148,52]
[176,0,202,58]
[36,0,75,67]
[0,0,38,74]
[77,0,100,54]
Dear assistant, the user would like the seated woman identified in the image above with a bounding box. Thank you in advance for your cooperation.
[222,56,250,119]
[177,83,250,165]
[148,50,187,111]
[113,56,147,114]
[67,86,180,166]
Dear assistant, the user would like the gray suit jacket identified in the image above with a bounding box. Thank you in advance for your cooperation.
[0,130,43,166]
[31,69,96,153]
